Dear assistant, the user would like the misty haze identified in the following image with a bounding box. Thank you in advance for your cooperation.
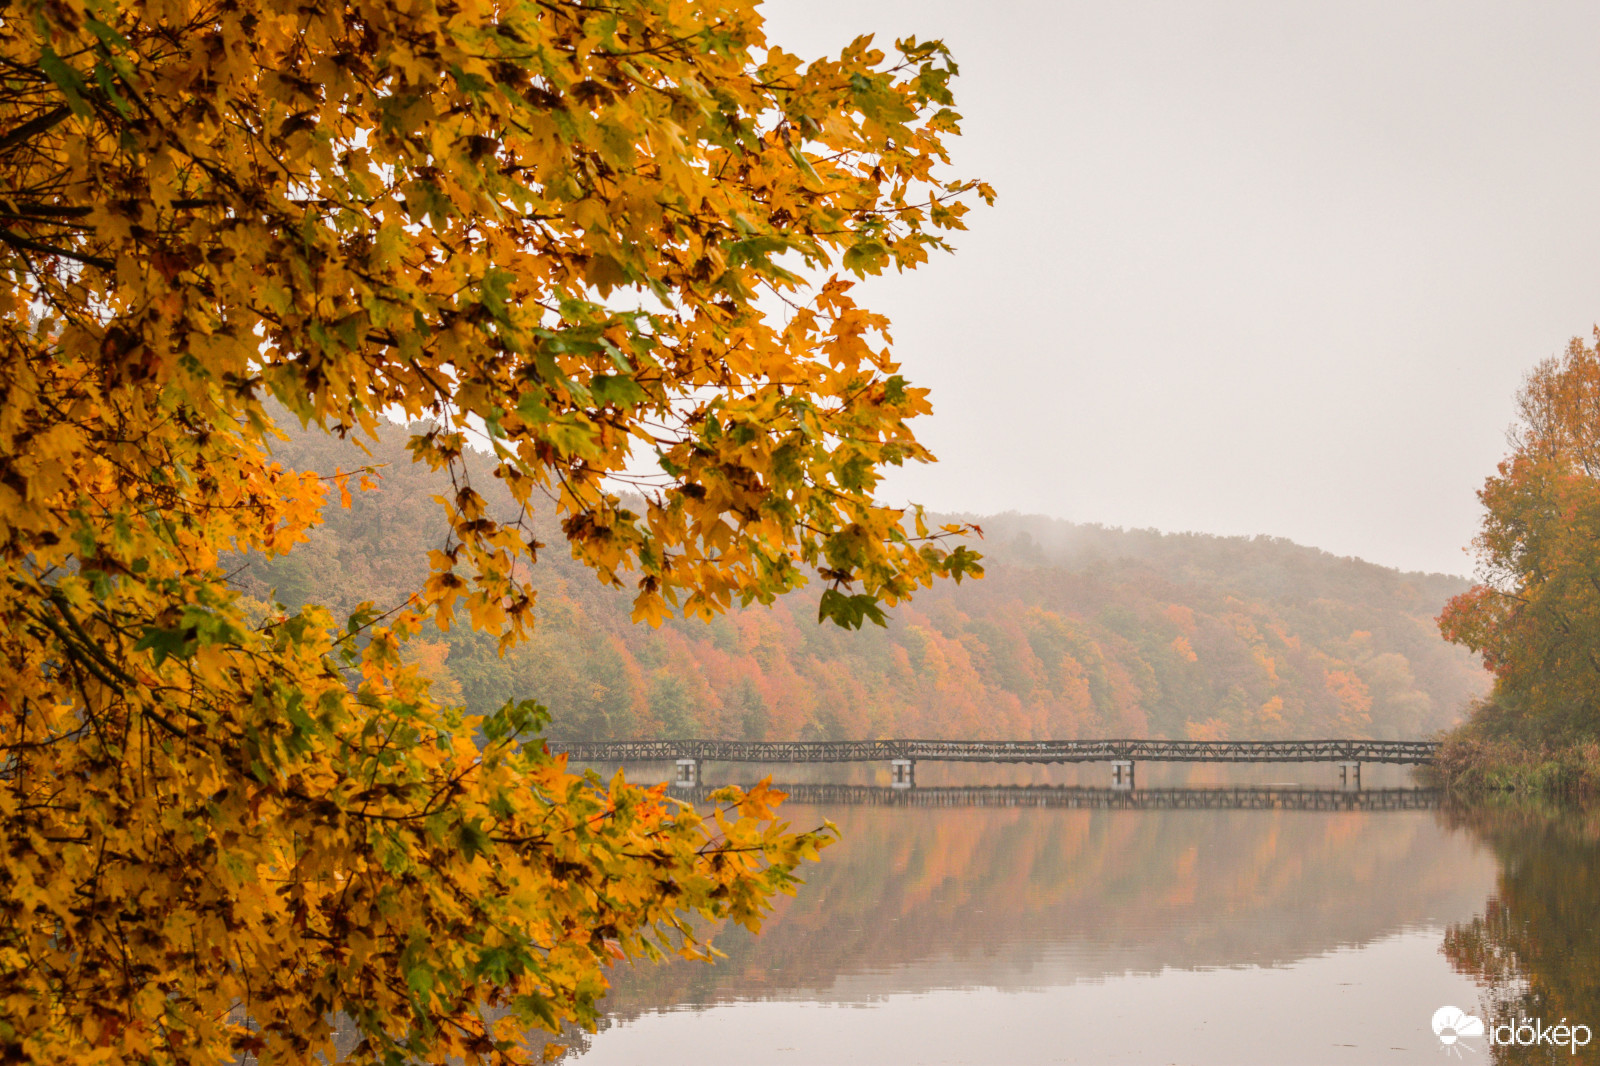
[5,1,1599,1064]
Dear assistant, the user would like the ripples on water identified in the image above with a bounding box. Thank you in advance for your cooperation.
[566,764,1598,1065]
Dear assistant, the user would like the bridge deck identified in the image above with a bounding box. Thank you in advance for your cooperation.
[548,738,1439,765]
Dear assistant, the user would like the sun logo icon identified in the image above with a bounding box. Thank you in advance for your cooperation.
[1433,1006,1485,1057]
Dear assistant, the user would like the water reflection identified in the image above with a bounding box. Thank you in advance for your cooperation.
[675,782,1443,811]
[573,785,1501,1064]
[1443,801,1600,1064]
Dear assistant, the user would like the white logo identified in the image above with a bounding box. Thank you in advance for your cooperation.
[1433,1006,1484,1057]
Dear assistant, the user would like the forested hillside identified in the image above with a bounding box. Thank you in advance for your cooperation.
[237,420,1488,741]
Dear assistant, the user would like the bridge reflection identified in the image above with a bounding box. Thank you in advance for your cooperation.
[587,782,1496,1042]
[678,783,1442,811]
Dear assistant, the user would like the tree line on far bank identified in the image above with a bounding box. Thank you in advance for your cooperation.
[240,420,1488,745]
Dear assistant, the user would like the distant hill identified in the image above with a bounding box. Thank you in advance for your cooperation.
[233,420,1488,741]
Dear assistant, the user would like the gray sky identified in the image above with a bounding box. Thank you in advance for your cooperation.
[760,0,1600,577]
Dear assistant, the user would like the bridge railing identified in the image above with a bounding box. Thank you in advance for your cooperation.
[547,738,1440,765]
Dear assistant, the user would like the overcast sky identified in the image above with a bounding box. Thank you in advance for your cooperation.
[759,0,1600,577]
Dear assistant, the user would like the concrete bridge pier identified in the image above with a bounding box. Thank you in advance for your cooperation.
[1111,760,1136,790]
[1337,761,1361,789]
[674,758,700,788]
[890,759,916,789]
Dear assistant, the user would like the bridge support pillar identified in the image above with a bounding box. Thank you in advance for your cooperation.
[1111,760,1135,790]
[890,759,916,789]
[674,758,699,788]
[1337,761,1361,789]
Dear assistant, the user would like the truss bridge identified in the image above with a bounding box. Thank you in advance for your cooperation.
[547,738,1440,790]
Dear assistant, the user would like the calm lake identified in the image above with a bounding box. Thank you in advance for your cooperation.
[565,763,1599,1065]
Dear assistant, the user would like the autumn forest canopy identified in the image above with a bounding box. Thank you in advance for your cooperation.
[246,418,1488,745]
[1436,333,1600,785]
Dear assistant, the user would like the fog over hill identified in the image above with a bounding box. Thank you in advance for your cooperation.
[235,421,1489,741]
[951,512,1470,606]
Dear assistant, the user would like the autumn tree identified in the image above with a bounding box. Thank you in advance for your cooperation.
[0,0,987,1061]
[1440,332,1600,736]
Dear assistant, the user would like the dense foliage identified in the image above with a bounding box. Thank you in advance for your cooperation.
[244,422,1486,742]
[1440,333,1600,772]
[0,0,985,1060]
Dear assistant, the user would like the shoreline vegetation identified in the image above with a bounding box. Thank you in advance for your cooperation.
[1432,335,1600,798]
[1431,707,1600,795]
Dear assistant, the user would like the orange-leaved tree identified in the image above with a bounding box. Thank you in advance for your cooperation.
[1440,332,1600,734]
[0,0,987,1061]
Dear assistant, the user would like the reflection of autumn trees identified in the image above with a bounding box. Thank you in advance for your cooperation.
[595,803,1494,1018]
[238,425,1486,742]
[1443,803,1600,1063]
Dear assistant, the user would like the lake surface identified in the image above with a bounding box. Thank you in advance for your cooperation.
[567,764,1600,1065]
